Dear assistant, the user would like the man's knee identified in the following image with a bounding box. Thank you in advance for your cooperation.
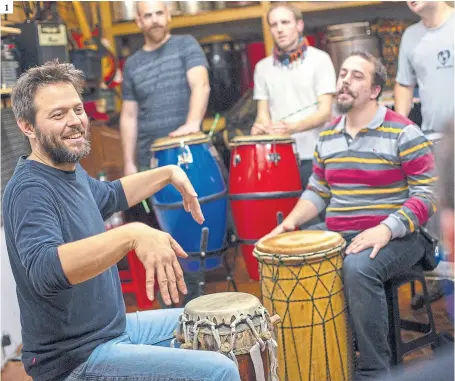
[211,353,241,381]
[342,251,380,287]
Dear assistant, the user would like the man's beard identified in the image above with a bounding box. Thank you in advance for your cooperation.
[35,126,91,164]
[335,87,357,114]
[147,25,168,43]
[335,100,354,114]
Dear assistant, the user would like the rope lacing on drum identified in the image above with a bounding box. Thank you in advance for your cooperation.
[191,318,219,350]
[175,309,280,381]
[181,314,189,344]
[260,308,279,381]
[257,248,353,381]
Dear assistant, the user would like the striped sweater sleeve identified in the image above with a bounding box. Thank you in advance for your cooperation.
[381,124,437,239]
[300,141,332,213]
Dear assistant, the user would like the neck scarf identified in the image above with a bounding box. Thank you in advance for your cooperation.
[273,37,308,67]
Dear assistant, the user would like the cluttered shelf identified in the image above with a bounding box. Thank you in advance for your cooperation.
[112,4,264,36]
[291,1,383,13]
[112,1,384,37]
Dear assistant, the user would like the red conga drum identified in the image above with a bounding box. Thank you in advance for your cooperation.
[228,135,303,280]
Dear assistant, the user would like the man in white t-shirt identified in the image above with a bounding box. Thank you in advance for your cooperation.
[395,1,454,306]
[251,2,336,188]
[395,1,453,138]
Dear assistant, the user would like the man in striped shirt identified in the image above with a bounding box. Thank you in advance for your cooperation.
[262,52,437,380]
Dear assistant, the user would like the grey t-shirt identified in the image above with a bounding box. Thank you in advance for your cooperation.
[396,12,454,134]
[122,35,208,168]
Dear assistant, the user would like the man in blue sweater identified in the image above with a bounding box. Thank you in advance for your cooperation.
[3,61,240,381]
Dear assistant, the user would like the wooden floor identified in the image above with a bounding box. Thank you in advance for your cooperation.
[2,250,453,381]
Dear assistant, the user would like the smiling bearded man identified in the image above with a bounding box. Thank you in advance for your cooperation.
[3,61,240,381]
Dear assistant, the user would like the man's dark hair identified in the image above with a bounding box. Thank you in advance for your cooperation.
[348,51,388,98]
[11,60,85,126]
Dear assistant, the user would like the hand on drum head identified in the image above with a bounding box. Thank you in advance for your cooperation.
[168,121,201,137]
[346,224,393,259]
[258,220,296,244]
[271,121,296,135]
[132,223,188,305]
[169,166,205,224]
[251,122,272,135]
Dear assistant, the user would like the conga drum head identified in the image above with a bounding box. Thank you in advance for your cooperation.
[229,134,295,147]
[150,132,210,152]
[255,230,346,262]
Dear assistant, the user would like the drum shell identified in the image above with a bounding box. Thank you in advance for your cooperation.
[152,142,225,201]
[326,22,380,74]
[228,141,302,280]
[233,195,299,281]
[229,142,302,194]
[175,292,276,381]
[255,245,354,381]
[111,1,136,22]
[202,40,243,113]
[150,142,227,268]
[112,1,182,22]
[178,1,211,15]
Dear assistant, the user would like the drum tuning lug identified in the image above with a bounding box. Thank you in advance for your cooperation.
[177,146,193,168]
[267,152,281,165]
[233,154,241,167]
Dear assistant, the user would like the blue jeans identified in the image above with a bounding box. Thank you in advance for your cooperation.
[64,308,240,381]
[307,223,426,381]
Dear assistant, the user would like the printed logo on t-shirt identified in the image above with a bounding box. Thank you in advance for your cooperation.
[437,49,453,69]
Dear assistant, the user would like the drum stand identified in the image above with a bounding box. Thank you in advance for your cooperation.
[196,227,238,296]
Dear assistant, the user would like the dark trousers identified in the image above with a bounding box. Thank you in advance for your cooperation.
[307,223,426,381]
[381,348,454,381]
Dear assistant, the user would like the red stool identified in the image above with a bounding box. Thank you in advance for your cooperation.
[119,250,157,310]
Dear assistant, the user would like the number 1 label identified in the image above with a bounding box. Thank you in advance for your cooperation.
[0,0,13,14]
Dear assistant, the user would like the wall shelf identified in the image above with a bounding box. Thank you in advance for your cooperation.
[291,1,383,13]
[112,5,263,37]
[112,1,384,37]
[0,26,21,37]
[0,88,13,95]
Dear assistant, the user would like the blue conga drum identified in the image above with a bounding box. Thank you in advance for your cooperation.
[149,132,227,272]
